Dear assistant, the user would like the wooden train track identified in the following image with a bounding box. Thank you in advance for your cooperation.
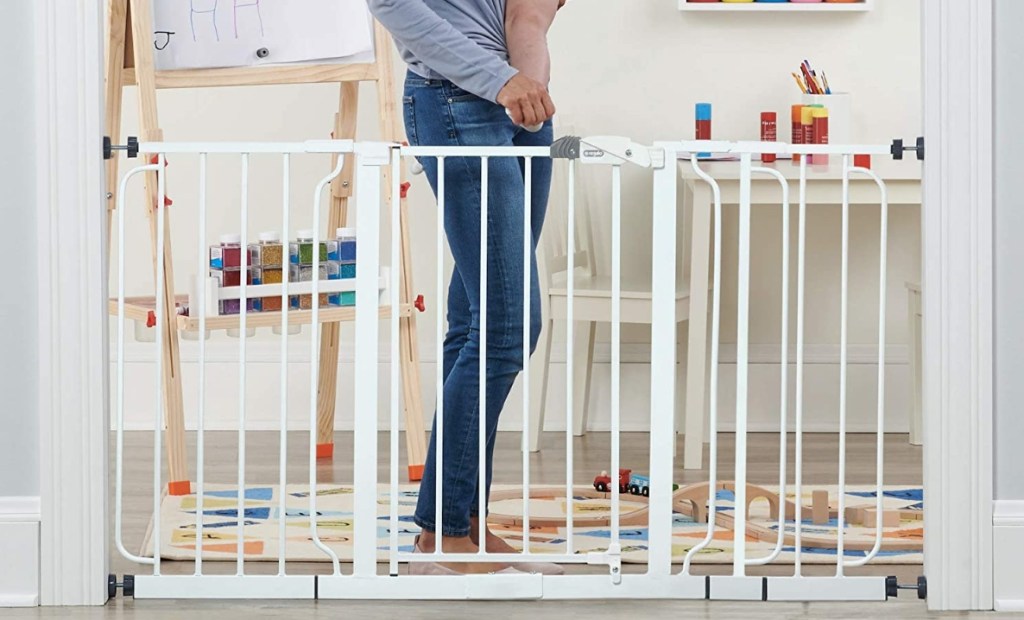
[487,482,923,553]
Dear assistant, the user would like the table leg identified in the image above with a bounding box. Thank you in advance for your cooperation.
[908,286,923,446]
[684,184,712,470]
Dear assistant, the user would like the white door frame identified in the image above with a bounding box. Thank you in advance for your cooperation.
[34,0,995,610]
[34,0,109,606]
[920,0,995,612]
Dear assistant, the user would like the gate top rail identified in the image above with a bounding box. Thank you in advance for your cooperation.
[134,139,356,154]
[664,140,896,157]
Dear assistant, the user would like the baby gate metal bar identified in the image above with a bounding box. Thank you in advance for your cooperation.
[315,138,708,600]
[115,140,362,599]
[113,137,904,603]
[652,140,895,602]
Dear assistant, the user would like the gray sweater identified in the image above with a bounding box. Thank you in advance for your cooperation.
[367,0,518,103]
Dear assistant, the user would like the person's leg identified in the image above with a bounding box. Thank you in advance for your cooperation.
[469,121,554,552]
[407,76,540,572]
[468,120,554,512]
[403,76,487,569]
[443,263,471,382]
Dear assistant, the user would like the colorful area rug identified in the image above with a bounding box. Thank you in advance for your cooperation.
[142,484,923,565]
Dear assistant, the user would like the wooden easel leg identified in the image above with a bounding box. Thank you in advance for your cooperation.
[316,82,359,459]
[398,204,428,480]
[104,0,127,262]
[374,21,427,481]
[129,0,189,495]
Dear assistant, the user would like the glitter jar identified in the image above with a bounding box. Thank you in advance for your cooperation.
[214,268,256,315]
[290,229,329,266]
[289,263,332,310]
[250,230,284,269]
[210,233,248,270]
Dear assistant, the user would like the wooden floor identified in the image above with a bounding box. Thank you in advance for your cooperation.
[8,599,979,619]
[110,432,921,573]
[102,430,932,614]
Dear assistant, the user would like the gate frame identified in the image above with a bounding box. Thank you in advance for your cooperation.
[31,0,996,609]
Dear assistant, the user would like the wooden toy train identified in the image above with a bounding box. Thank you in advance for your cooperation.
[593,469,678,497]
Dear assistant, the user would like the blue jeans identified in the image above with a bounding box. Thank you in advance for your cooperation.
[404,72,553,537]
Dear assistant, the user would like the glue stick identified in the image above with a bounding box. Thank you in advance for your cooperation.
[695,103,712,159]
[761,112,777,163]
[801,106,815,163]
[792,105,805,162]
[812,106,830,165]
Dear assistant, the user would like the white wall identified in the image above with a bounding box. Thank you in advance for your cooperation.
[113,0,921,433]
[994,0,1024,502]
[0,1,39,497]
[0,0,41,607]
[992,1,1024,609]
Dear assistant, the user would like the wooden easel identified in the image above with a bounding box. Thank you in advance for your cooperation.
[105,0,428,495]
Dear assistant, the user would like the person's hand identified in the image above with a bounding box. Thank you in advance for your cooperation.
[497,73,555,128]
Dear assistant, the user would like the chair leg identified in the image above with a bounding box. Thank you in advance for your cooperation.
[684,188,713,469]
[908,288,923,446]
[674,328,689,458]
[683,310,708,470]
[528,319,555,453]
[572,321,597,437]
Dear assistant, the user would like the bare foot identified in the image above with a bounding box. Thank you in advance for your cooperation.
[417,532,512,574]
[469,517,521,554]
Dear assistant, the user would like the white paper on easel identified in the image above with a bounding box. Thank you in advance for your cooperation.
[152,0,374,71]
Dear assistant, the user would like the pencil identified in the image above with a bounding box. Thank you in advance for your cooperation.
[792,72,808,94]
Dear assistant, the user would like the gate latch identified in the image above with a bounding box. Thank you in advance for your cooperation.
[587,542,623,585]
[552,136,661,168]
[890,137,924,161]
[103,136,139,160]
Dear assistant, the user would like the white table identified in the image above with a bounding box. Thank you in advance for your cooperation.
[677,158,923,469]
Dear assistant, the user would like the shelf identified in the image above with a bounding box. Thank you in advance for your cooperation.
[109,295,189,323]
[680,1,872,11]
[109,297,411,333]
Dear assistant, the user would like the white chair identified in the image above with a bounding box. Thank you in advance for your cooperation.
[906,281,922,446]
[527,148,710,466]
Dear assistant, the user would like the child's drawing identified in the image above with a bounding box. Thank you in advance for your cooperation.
[153,0,374,71]
[189,0,220,42]
[233,0,265,39]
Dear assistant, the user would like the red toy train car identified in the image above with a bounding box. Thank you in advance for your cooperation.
[593,469,632,493]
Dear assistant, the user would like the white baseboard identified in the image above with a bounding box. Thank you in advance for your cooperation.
[111,340,912,434]
[994,501,1024,612]
[0,497,40,608]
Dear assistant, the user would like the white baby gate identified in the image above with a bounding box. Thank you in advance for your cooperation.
[112,136,911,602]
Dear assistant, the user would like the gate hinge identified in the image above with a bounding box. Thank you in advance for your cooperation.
[890,137,924,161]
[103,136,138,160]
[587,542,622,584]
